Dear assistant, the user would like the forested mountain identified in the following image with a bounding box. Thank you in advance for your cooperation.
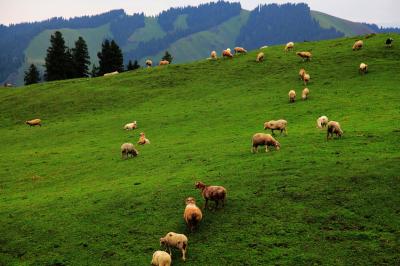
[0,1,398,86]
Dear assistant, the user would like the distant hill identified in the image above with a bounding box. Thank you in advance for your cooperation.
[0,1,399,86]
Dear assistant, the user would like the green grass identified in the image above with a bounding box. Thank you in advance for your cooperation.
[0,34,399,265]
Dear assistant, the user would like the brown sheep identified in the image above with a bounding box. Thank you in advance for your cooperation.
[352,40,363,51]
[138,132,150,145]
[121,143,139,159]
[285,42,294,52]
[195,181,227,210]
[302,88,310,100]
[210,51,217,59]
[264,119,288,135]
[299,68,306,80]
[252,133,280,153]
[296,51,312,61]
[302,73,310,85]
[359,63,368,74]
[222,49,233,58]
[288,89,296,103]
[234,47,247,54]
[183,197,202,232]
[25,118,41,127]
[327,121,343,140]
[159,60,170,66]
[256,52,264,62]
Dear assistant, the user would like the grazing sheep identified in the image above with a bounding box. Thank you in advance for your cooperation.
[103,71,119,76]
[151,251,171,266]
[352,40,363,51]
[296,51,312,61]
[251,133,280,153]
[121,143,138,159]
[327,121,343,140]
[160,232,188,261]
[302,88,310,100]
[302,73,310,85]
[285,42,294,51]
[195,181,227,210]
[288,90,296,103]
[138,132,150,145]
[123,121,137,130]
[146,59,153,67]
[299,68,306,80]
[256,52,264,62]
[222,49,233,58]
[317,116,329,129]
[260,45,268,49]
[359,63,368,74]
[234,47,247,54]
[210,51,217,59]
[264,119,288,135]
[159,60,170,66]
[386,38,394,48]
[183,197,202,232]
[25,118,41,127]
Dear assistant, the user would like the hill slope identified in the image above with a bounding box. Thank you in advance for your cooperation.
[0,34,399,265]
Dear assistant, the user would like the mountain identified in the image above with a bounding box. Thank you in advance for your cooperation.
[1,33,399,265]
[0,2,399,86]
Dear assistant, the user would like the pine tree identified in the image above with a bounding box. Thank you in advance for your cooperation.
[44,31,69,81]
[90,64,99,77]
[126,60,134,71]
[132,60,140,70]
[24,64,41,85]
[65,48,76,79]
[162,51,173,63]
[97,39,124,75]
[72,36,90,77]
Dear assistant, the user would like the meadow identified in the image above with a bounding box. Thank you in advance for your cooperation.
[0,33,399,265]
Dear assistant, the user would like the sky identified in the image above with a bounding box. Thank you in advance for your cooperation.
[1,0,398,27]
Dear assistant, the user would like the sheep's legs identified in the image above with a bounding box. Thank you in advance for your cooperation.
[265,146,269,152]
[204,199,209,210]
[182,248,187,261]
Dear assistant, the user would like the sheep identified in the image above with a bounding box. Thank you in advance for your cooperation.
[103,71,119,76]
[317,116,329,129]
[160,232,188,261]
[121,143,138,159]
[264,119,288,135]
[256,52,264,62]
[288,89,296,103]
[359,63,368,74]
[302,73,310,85]
[299,68,306,80]
[183,197,202,232]
[386,38,394,48]
[302,88,310,100]
[327,121,343,140]
[151,251,171,266]
[210,50,217,59]
[352,40,363,51]
[296,51,312,61]
[159,60,170,66]
[222,49,233,58]
[146,59,153,67]
[260,45,268,49]
[123,121,137,130]
[251,133,280,153]
[234,47,247,54]
[138,132,150,145]
[25,118,41,127]
[285,41,294,51]
[195,181,227,210]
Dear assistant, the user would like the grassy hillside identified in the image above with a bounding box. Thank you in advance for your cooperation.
[0,34,399,265]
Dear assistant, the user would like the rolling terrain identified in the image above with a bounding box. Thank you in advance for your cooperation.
[0,34,399,265]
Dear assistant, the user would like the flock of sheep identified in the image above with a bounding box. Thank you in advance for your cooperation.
[23,35,395,266]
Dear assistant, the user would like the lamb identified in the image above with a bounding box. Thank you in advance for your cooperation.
[103,71,119,76]
[25,118,42,127]
[146,59,153,67]
[302,73,310,85]
[138,132,150,145]
[210,50,217,59]
[285,41,294,51]
[359,63,368,74]
[264,119,288,135]
[302,88,309,100]
[256,52,264,62]
[123,121,137,130]
[151,251,171,266]
[386,38,394,48]
[327,121,343,139]
[299,68,306,80]
[352,40,363,51]
[317,116,329,129]
[288,89,296,103]
[183,197,203,232]
[121,143,139,159]
[159,60,170,66]
[296,51,312,61]
[160,232,188,261]
[234,47,247,54]
[222,49,233,58]
[195,181,227,210]
[251,133,280,153]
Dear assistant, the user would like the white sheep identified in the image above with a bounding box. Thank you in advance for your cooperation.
[121,143,138,159]
[317,116,329,129]
[359,63,368,74]
[288,90,296,103]
[151,251,171,266]
[160,232,188,261]
[252,133,280,153]
[123,121,137,130]
[256,52,264,62]
[264,119,288,135]
[285,41,294,51]
[302,88,309,100]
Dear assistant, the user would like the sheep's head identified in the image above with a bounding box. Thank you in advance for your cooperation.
[160,237,166,246]
[195,181,206,190]
[185,197,196,205]
[264,122,270,130]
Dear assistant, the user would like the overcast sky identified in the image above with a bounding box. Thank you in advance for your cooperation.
[1,0,398,27]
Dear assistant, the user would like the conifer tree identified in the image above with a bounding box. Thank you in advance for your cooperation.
[72,36,90,77]
[90,64,99,77]
[162,51,173,63]
[24,64,41,85]
[132,60,140,70]
[97,39,124,75]
[44,31,69,81]
[126,60,134,71]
